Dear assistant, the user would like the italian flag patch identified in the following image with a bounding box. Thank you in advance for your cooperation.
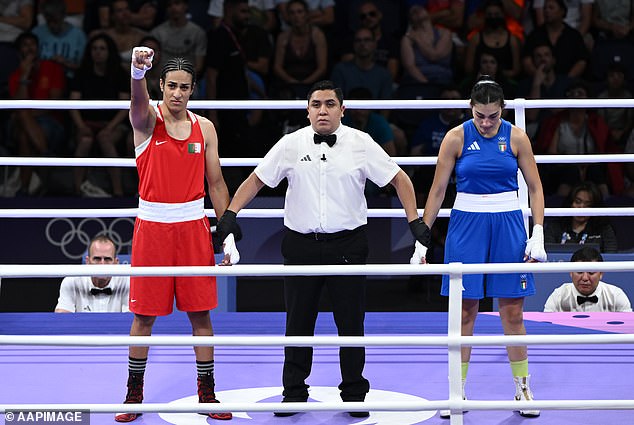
[188,142,201,154]
[498,141,507,152]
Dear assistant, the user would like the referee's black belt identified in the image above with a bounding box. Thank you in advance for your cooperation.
[289,225,365,241]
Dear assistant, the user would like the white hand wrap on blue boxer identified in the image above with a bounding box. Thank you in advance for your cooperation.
[131,46,154,80]
[223,233,240,265]
[410,241,428,265]
[525,224,547,262]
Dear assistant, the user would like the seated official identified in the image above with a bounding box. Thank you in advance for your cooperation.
[544,246,632,312]
[544,182,617,253]
[55,234,130,313]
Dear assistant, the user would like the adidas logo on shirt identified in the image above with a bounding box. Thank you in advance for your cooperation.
[300,154,312,161]
[467,141,481,151]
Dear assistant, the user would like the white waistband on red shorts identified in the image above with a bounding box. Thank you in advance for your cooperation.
[452,191,520,213]
[137,197,205,223]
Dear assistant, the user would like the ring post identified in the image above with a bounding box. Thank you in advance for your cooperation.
[448,262,464,424]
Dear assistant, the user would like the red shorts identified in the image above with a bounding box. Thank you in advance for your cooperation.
[130,217,217,316]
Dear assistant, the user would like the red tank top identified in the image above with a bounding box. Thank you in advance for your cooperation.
[136,105,206,203]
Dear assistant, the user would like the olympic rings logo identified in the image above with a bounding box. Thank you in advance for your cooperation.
[45,217,134,260]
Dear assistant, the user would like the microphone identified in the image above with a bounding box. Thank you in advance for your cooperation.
[321,154,326,161]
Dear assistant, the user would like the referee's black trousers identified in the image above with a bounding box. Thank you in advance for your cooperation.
[280,227,371,401]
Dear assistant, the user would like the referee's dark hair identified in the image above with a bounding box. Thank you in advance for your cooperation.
[470,75,505,109]
[160,57,197,86]
[307,80,344,105]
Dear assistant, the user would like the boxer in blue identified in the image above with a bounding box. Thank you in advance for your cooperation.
[417,76,547,419]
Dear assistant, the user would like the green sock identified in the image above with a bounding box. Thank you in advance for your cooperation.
[510,359,529,377]
[461,362,469,380]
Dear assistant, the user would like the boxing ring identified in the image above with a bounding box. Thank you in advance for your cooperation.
[2,98,634,425]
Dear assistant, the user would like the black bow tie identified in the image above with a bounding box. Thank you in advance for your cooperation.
[577,295,598,305]
[91,287,113,296]
[314,133,336,147]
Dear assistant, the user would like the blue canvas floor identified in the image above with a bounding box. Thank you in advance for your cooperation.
[1,312,633,424]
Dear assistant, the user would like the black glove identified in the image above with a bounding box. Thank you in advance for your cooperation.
[215,209,242,245]
[409,218,431,247]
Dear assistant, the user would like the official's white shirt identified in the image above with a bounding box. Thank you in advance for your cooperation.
[543,281,633,312]
[55,276,130,313]
[255,124,399,233]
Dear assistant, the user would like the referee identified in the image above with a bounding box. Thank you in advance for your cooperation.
[216,80,428,417]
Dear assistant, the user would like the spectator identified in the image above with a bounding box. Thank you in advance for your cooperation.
[333,0,407,63]
[238,9,274,86]
[277,0,335,30]
[272,0,328,99]
[69,33,130,198]
[235,15,274,132]
[544,181,618,253]
[82,0,110,34]
[536,79,614,198]
[208,0,277,33]
[590,0,633,41]
[277,0,335,65]
[460,50,517,101]
[522,0,588,78]
[340,1,401,81]
[533,0,594,45]
[55,234,130,313]
[90,0,148,66]
[129,0,162,31]
[399,5,454,99]
[151,0,207,83]
[85,0,162,34]
[0,0,34,43]
[516,42,570,140]
[410,85,464,204]
[463,0,522,80]
[597,58,634,148]
[331,27,393,99]
[544,246,632,312]
[205,0,252,192]
[32,0,87,78]
[465,0,526,42]
[407,0,465,34]
[587,1,634,83]
[0,0,33,93]
[8,31,67,196]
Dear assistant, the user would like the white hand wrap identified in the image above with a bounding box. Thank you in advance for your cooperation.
[223,233,240,265]
[409,241,428,265]
[525,224,547,262]
[131,47,154,80]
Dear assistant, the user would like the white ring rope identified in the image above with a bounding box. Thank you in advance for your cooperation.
[3,153,634,167]
[0,207,633,218]
[2,333,634,347]
[1,98,634,110]
[4,399,632,414]
[2,261,634,278]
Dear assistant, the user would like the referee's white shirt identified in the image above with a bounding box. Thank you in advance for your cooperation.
[255,124,399,234]
[543,281,633,312]
[55,276,130,313]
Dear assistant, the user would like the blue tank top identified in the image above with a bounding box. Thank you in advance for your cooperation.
[455,119,518,194]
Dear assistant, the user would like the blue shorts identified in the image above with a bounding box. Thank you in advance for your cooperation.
[440,209,535,299]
